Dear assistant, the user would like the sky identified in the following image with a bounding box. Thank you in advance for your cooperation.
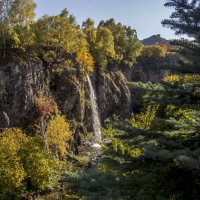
[34,0,178,40]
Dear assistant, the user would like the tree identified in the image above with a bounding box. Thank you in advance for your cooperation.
[139,45,167,72]
[0,128,26,199]
[94,27,115,68]
[34,13,80,53]
[162,0,200,68]
[46,115,72,157]
[82,20,115,69]
[0,0,18,57]
[82,18,95,30]
[0,128,59,198]
[76,43,94,73]
[0,0,36,57]
[34,11,94,73]
[20,135,58,191]
[122,73,200,199]
[98,18,142,67]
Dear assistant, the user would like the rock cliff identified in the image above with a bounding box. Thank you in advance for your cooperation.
[0,58,132,148]
[0,58,50,128]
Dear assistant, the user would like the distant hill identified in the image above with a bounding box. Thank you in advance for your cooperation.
[142,34,169,45]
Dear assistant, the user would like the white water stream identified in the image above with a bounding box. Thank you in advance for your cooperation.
[86,74,102,144]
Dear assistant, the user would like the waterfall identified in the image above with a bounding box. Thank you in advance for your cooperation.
[86,74,102,143]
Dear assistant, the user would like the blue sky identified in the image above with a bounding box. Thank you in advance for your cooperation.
[34,0,177,40]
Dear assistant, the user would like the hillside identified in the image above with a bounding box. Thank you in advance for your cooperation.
[142,34,169,45]
[0,0,200,200]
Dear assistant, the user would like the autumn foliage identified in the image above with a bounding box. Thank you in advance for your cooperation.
[35,96,57,119]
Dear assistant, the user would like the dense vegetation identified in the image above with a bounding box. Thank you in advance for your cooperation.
[64,0,200,199]
[69,0,200,199]
[0,0,200,199]
[0,0,142,199]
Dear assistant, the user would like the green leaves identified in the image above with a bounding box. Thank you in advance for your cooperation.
[0,128,60,198]
[130,105,158,131]
[83,18,142,70]
[162,0,200,68]
[0,0,36,56]
[98,19,142,67]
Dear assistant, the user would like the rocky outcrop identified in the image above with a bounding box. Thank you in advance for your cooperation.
[142,34,169,45]
[124,54,178,83]
[97,71,132,121]
[0,59,50,128]
[0,59,133,150]
[51,72,86,123]
[50,69,132,130]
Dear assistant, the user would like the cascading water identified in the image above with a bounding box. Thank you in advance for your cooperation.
[86,73,102,144]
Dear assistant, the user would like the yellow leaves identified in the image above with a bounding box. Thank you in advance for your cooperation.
[0,0,36,51]
[0,128,60,196]
[141,45,167,58]
[96,27,115,58]
[22,136,52,190]
[175,108,196,123]
[166,105,197,123]
[128,148,142,158]
[84,26,115,68]
[104,125,142,158]
[46,115,72,157]
[0,128,27,150]
[76,46,94,73]
[163,75,180,83]
[163,74,200,84]
[130,105,158,131]
[0,129,26,195]
[34,14,83,54]
[34,13,96,73]
[20,135,59,191]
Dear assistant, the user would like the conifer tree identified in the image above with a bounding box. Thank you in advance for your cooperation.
[69,1,200,199]
[162,0,200,68]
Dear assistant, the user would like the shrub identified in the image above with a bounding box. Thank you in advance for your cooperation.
[130,105,158,130]
[0,128,26,199]
[35,96,57,119]
[163,74,200,84]
[46,115,72,157]
[20,136,59,191]
[0,128,60,198]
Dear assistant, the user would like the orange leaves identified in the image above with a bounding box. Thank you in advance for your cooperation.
[35,96,57,119]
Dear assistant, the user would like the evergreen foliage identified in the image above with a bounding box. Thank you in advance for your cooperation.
[162,0,200,68]
[62,1,200,199]
[1,0,200,199]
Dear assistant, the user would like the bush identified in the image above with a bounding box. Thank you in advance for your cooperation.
[0,128,26,199]
[35,96,57,119]
[163,74,200,84]
[46,115,72,157]
[20,136,59,191]
[0,128,60,199]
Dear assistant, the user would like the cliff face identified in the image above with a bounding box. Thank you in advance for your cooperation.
[124,54,177,83]
[0,59,132,145]
[0,59,50,128]
[97,71,131,121]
